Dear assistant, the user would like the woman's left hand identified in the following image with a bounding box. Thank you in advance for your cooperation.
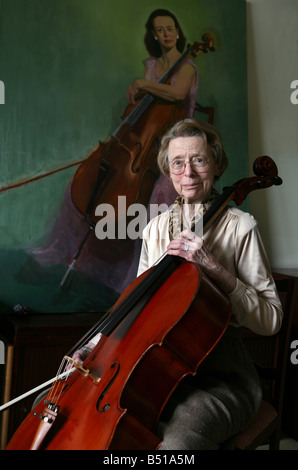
[167,229,207,264]
[167,229,237,294]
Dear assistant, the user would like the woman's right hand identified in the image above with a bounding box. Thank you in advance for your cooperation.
[126,79,142,103]
[66,343,94,371]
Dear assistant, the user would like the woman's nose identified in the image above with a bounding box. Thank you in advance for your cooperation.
[184,161,197,176]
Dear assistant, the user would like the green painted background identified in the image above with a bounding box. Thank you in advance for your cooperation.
[0,0,248,312]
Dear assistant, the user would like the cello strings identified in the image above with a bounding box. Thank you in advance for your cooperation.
[46,359,67,404]
[45,357,76,407]
[126,95,154,128]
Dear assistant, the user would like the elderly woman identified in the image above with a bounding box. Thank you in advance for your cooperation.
[69,118,283,450]
[136,118,283,449]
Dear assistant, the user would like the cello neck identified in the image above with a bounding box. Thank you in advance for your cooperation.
[194,185,236,236]
[158,46,194,84]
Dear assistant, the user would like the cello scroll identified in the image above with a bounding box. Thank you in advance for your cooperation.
[189,33,215,58]
[231,156,282,206]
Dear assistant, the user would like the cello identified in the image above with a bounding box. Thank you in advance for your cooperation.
[5,156,282,450]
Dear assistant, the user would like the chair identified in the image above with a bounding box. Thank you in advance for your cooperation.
[234,276,297,450]
[195,102,214,124]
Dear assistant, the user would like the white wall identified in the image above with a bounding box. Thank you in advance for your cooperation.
[246,0,298,269]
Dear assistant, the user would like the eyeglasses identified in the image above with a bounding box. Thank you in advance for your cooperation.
[169,157,210,175]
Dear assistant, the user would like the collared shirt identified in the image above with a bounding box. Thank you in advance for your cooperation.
[137,205,283,336]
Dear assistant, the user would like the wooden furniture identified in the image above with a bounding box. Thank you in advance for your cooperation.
[274,269,298,440]
[235,271,298,449]
[0,311,103,449]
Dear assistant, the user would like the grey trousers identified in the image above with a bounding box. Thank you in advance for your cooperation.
[158,326,262,450]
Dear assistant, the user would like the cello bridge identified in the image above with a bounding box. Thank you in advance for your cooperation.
[64,355,101,383]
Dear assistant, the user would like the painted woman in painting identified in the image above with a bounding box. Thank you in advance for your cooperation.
[127,8,199,209]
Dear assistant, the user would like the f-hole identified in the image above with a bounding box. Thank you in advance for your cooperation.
[130,142,142,173]
[96,362,120,412]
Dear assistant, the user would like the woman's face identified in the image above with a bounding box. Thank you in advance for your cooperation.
[152,16,178,50]
[168,136,220,204]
